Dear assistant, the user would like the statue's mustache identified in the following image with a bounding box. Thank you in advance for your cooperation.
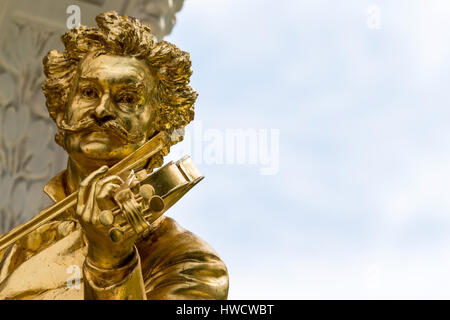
[58,118,144,143]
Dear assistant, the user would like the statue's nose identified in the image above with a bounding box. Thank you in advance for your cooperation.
[94,94,114,122]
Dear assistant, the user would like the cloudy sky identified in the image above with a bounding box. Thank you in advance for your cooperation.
[164,0,450,299]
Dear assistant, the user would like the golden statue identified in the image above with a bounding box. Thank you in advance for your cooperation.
[0,11,228,300]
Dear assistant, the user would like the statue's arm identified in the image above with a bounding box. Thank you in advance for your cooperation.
[75,166,147,300]
[140,217,229,300]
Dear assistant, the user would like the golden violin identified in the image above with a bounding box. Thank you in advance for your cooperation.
[105,155,203,243]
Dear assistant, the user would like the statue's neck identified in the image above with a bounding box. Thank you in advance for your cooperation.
[66,158,85,194]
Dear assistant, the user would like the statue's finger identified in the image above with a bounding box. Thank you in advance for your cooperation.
[76,189,85,216]
[78,165,109,205]
[97,183,120,200]
[80,165,109,187]
[75,202,85,217]
[82,180,99,223]
[96,175,124,190]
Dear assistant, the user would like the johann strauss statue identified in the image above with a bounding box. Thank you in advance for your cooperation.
[0,11,228,300]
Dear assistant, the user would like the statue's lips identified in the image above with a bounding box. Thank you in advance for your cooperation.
[80,132,112,145]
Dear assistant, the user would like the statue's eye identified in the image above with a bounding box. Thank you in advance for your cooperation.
[116,93,138,104]
[81,87,99,99]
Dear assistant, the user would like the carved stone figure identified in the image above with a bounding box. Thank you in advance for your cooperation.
[0,11,229,300]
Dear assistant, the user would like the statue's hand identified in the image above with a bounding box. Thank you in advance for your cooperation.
[76,166,135,269]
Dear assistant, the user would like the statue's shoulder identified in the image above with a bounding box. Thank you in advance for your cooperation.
[136,217,229,299]
[137,216,220,261]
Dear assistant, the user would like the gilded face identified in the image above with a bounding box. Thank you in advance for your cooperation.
[63,53,157,168]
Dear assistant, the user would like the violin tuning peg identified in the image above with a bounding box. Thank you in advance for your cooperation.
[109,228,124,243]
[99,210,114,226]
[149,195,165,212]
[139,184,155,200]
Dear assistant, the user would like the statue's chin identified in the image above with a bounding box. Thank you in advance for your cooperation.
[78,140,139,164]
[65,131,143,166]
[77,132,122,159]
[78,133,112,158]
[80,141,111,157]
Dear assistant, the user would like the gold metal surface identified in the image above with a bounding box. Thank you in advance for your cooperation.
[0,11,228,300]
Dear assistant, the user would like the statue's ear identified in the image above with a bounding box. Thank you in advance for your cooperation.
[55,130,64,147]
[54,113,65,147]
[55,113,65,131]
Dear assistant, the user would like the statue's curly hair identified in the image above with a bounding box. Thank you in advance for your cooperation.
[42,11,197,170]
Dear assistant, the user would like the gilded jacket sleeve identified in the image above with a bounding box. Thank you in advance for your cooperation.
[138,217,229,300]
[83,246,147,300]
